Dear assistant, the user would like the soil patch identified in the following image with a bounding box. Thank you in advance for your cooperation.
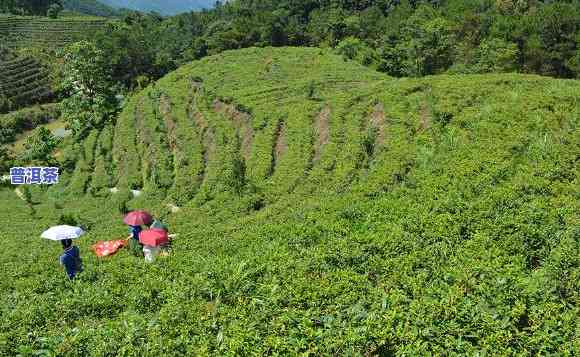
[313,106,331,162]
[370,103,386,145]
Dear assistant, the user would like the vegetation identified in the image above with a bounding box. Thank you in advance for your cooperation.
[17,126,59,165]
[1,47,578,355]
[0,14,108,49]
[99,0,212,16]
[59,40,119,139]
[0,55,53,112]
[0,0,62,16]
[0,103,60,145]
[83,0,580,90]
[62,0,121,17]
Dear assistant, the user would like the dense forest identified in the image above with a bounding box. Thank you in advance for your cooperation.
[0,0,61,15]
[86,0,580,90]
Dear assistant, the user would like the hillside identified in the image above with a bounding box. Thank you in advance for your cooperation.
[62,0,121,17]
[0,14,108,49]
[1,48,578,355]
[99,0,213,15]
[0,55,52,113]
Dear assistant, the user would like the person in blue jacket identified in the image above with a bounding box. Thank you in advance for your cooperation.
[128,224,143,257]
[129,224,142,240]
[60,239,83,280]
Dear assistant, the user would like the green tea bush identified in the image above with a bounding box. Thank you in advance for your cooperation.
[89,155,110,196]
[82,129,99,168]
[0,103,60,145]
[1,48,578,356]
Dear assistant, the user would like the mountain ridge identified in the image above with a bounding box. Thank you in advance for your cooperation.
[98,0,214,15]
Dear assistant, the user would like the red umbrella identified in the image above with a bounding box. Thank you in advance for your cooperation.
[123,210,153,226]
[139,228,169,247]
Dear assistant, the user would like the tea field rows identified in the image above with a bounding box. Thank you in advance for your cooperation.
[0,47,578,355]
[0,55,52,112]
[0,15,108,49]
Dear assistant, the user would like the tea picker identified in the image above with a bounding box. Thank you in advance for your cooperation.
[123,210,153,257]
[139,228,170,263]
[41,225,85,280]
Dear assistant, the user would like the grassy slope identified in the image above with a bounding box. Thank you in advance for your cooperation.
[0,47,578,355]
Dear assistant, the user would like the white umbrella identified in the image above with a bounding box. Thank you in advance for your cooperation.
[41,225,85,241]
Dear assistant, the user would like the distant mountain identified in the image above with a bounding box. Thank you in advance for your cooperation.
[98,0,214,15]
[63,0,121,17]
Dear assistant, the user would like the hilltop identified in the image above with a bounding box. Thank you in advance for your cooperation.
[0,48,578,355]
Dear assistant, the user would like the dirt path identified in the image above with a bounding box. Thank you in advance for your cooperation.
[159,95,177,150]
[135,97,154,186]
[188,96,215,183]
[135,97,151,147]
[370,103,386,146]
[313,106,331,162]
[213,99,254,161]
[417,103,431,133]
[269,120,288,176]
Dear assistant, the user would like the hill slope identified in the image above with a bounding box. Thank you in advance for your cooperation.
[100,0,213,15]
[63,0,121,17]
[0,15,108,49]
[0,55,52,113]
[1,47,578,355]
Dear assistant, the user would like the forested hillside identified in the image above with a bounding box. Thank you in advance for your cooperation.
[62,0,121,17]
[1,47,578,355]
[88,0,580,90]
[0,0,59,15]
[100,0,213,15]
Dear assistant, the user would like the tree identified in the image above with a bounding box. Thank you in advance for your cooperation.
[336,36,379,67]
[2,0,61,16]
[398,5,455,76]
[474,38,519,73]
[47,2,63,18]
[59,41,119,139]
[523,2,579,78]
[0,145,14,180]
[18,127,59,166]
[451,37,519,74]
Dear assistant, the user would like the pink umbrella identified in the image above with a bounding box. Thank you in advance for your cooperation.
[123,210,153,226]
[139,228,169,247]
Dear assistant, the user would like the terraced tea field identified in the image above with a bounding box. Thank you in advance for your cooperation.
[0,55,52,112]
[0,15,108,49]
[1,47,578,355]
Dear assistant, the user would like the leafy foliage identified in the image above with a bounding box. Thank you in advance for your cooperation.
[3,49,578,355]
[17,126,59,165]
[0,103,60,145]
[76,0,580,91]
[0,0,62,16]
[59,41,119,139]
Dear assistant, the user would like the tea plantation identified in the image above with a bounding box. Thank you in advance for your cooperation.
[0,55,53,113]
[0,47,578,355]
[0,15,108,49]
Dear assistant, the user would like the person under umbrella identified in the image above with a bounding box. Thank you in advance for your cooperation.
[41,225,84,280]
[60,239,83,280]
[140,228,169,263]
[123,210,153,257]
